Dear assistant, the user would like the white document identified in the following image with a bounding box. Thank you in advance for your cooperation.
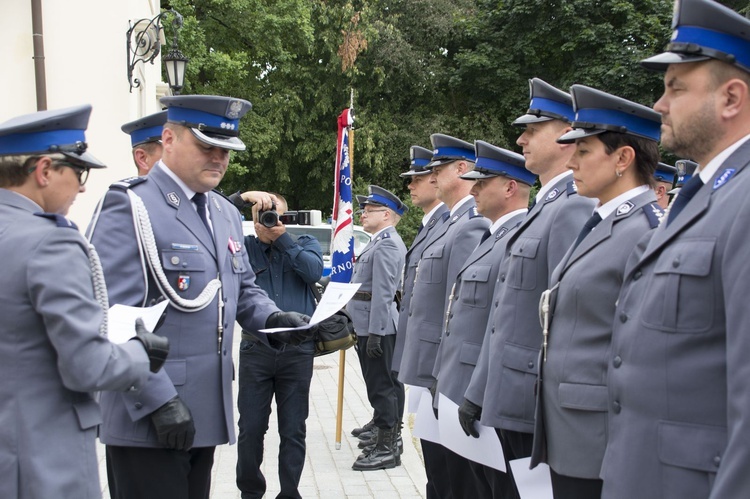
[412,390,441,444]
[437,394,506,472]
[509,457,553,499]
[107,300,170,344]
[259,281,361,333]
[407,384,429,414]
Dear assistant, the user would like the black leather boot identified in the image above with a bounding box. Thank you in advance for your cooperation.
[351,418,375,437]
[357,427,377,448]
[358,431,403,465]
[352,427,398,471]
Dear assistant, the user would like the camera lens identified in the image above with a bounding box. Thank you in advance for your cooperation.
[259,210,279,228]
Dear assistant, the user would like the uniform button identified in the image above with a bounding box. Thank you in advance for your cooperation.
[672,258,680,268]
[449,313,454,319]
[500,275,506,283]
[472,272,477,278]
[446,330,450,337]
[713,455,721,466]
[491,327,495,334]
[612,401,621,414]
[527,361,534,369]
[409,312,412,317]
[619,313,628,323]
[613,356,622,368]
[182,262,188,268]
[633,270,642,281]
[223,349,228,356]
[171,256,180,265]
[134,402,143,410]
[495,300,499,307]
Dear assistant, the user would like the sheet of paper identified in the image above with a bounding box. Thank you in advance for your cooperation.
[437,394,506,472]
[407,384,429,414]
[259,282,361,333]
[108,300,170,344]
[412,390,441,444]
[509,457,553,499]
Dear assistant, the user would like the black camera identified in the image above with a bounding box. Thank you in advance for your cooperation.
[258,203,298,227]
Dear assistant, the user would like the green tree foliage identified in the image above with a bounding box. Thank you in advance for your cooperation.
[163,0,714,239]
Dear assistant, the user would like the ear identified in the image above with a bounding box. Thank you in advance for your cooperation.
[615,145,636,172]
[161,127,176,149]
[721,78,748,120]
[505,179,518,198]
[133,148,150,172]
[32,156,53,187]
[655,184,666,200]
[455,160,469,176]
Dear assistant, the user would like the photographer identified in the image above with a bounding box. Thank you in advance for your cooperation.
[236,192,324,499]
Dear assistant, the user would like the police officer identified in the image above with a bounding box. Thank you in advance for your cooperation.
[88,95,310,499]
[121,110,167,176]
[462,79,595,491]
[653,162,677,209]
[530,85,664,499]
[347,185,408,471]
[601,1,750,497]
[0,105,168,498]
[435,141,532,498]
[399,134,489,497]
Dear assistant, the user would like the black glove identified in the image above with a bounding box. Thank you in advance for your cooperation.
[429,379,439,419]
[131,318,169,373]
[150,396,195,450]
[266,311,315,345]
[458,398,482,438]
[366,334,383,358]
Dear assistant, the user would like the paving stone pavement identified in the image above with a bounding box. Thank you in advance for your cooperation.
[98,324,428,498]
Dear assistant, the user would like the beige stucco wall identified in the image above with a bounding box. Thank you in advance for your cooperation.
[1,0,167,227]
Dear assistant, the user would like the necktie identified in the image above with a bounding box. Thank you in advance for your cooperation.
[667,176,704,226]
[480,229,492,244]
[193,193,213,238]
[572,212,602,250]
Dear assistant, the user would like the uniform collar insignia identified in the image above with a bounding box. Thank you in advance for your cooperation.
[211,194,221,211]
[166,192,181,207]
[713,168,736,190]
[616,201,635,216]
[496,227,509,239]
[545,188,559,202]
[428,217,437,228]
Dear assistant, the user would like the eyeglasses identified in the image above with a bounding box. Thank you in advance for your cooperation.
[359,209,388,216]
[56,161,90,186]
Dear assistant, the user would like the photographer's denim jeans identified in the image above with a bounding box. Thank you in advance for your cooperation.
[236,338,314,499]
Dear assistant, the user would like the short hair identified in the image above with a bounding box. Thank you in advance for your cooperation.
[0,153,65,188]
[269,192,288,213]
[597,132,659,188]
[708,59,750,90]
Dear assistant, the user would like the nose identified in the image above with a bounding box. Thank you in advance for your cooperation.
[78,184,86,193]
[516,132,527,146]
[653,94,667,115]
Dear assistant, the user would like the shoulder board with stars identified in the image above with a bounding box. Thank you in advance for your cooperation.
[615,201,635,217]
[566,180,579,197]
[469,206,482,218]
[643,202,664,229]
[110,176,148,190]
[33,212,79,230]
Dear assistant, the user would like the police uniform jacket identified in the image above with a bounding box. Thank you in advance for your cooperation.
[398,197,489,387]
[88,162,279,448]
[530,190,661,479]
[433,211,525,405]
[392,204,449,372]
[346,225,406,337]
[600,140,750,499]
[0,189,150,499]
[465,174,595,432]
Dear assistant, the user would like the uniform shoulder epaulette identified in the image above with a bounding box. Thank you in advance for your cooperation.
[33,212,79,230]
[643,202,664,229]
[381,231,392,239]
[469,206,482,218]
[110,176,148,190]
[211,188,235,205]
[566,180,579,196]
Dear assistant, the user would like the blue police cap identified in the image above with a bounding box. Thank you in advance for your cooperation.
[400,146,434,177]
[358,185,409,216]
[160,95,252,151]
[669,159,699,193]
[460,140,537,186]
[557,85,661,143]
[0,104,105,168]
[121,111,167,148]
[427,134,476,168]
[513,78,575,126]
[654,162,677,183]
[641,0,750,73]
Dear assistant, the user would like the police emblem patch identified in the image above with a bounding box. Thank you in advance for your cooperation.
[616,201,635,216]
[226,100,244,119]
[545,188,559,202]
[166,192,180,207]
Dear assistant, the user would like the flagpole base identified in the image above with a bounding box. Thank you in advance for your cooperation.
[336,442,341,450]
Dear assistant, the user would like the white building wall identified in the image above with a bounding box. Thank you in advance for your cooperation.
[1,0,168,226]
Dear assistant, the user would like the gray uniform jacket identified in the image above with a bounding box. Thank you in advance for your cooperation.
[0,189,150,499]
[600,142,750,499]
[398,198,489,387]
[433,212,525,404]
[88,163,279,448]
[346,226,406,337]
[530,190,662,479]
[392,205,449,372]
[465,176,595,432]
